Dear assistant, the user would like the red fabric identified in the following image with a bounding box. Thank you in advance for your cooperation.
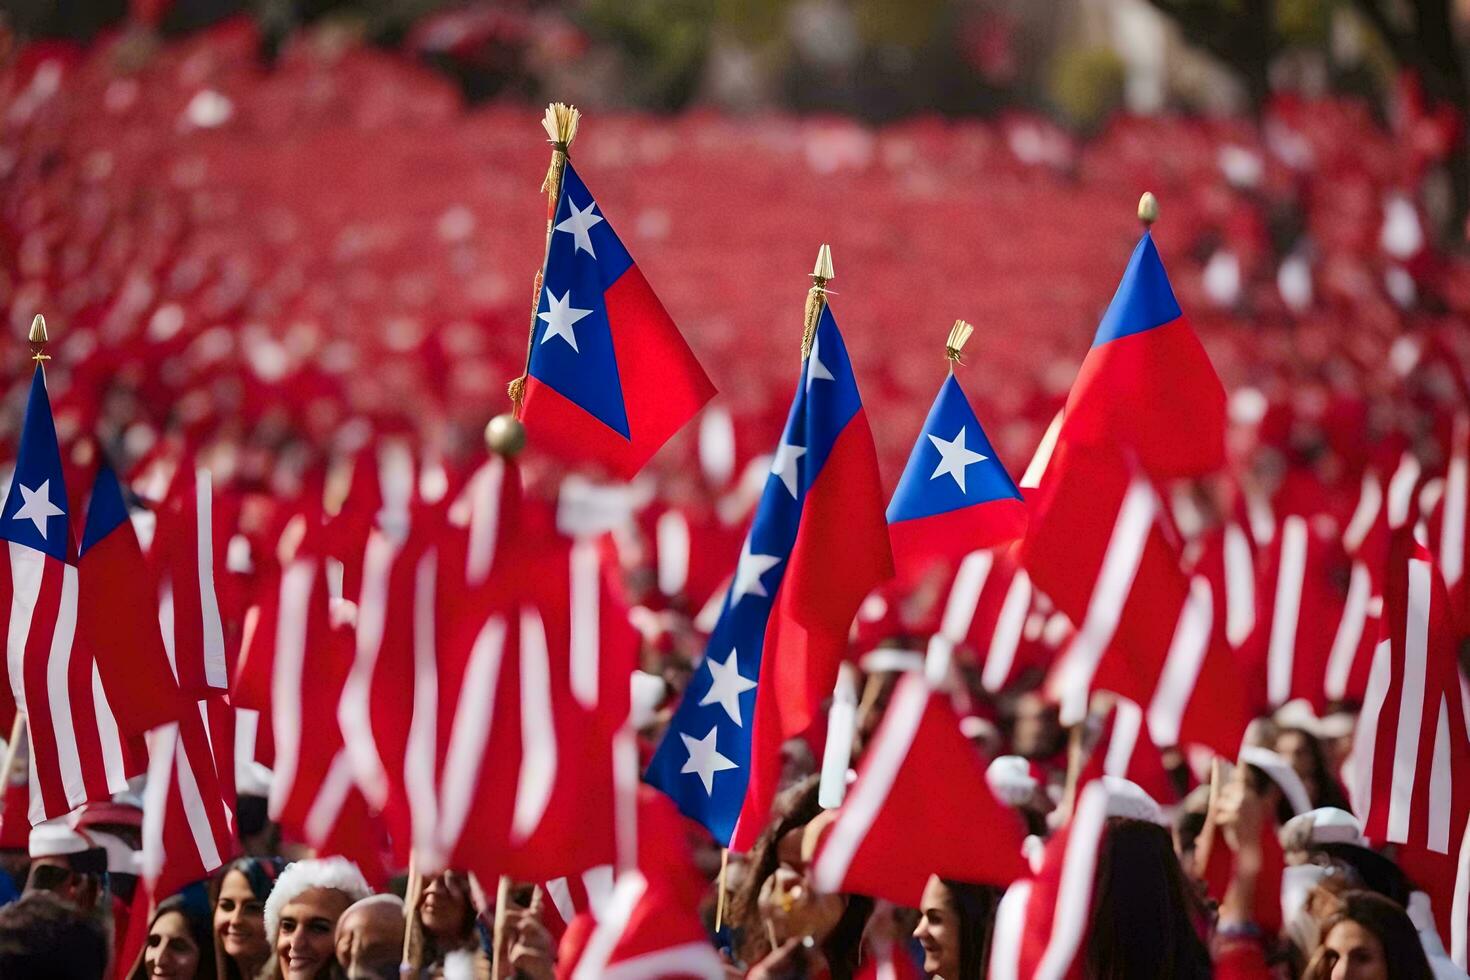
[141,699,238,900]
[732,409,893,851]
[153,468,230,697]
[1078,698,1177,806]
[887,496,1027,585]
[810,674,1028,906]
[521,264,715,480]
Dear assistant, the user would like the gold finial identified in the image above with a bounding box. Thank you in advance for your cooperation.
[1138,192,1159,228]
[812,243,834,282]
[539,103,581,193]
[945,319,974,363]
[485,413,527,457]
[801,244,834,359]
[28,314,50,363]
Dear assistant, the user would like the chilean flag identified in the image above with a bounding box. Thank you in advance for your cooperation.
[644,304,892,850]
[1055,231,1225,480]
[887,372,1026,575]
[521,162,716,479]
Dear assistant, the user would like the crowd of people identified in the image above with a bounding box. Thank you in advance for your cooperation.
[2,9,1470,980]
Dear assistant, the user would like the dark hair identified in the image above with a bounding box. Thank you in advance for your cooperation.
[1303,891,1434,980]
[1243,764,1300,827]
[212,858,282,980]
[730,775,823,965]
[0,891,109,979]
[1276,727,1352,811]
[941,879,1004,980]
[136,886,218,980]
[1085,819,1212,979]
[820,893,875,980]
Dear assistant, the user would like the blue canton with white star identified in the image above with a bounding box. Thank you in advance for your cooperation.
[0,369,70,562]
[527,161,636,438]
[886,373,1020,524]
[645,306,862,844]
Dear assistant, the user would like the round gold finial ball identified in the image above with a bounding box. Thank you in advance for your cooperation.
[1138,192,1159,226]
[485,414,527,457]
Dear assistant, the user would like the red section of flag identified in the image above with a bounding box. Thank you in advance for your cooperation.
[810,674,1028,906]
[154,468,230,697]
[140,698,238,900]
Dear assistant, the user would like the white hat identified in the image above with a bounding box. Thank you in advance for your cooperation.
[986,755,1039,806]
[87,831,142,876]
[859,648,924,674]
[1101,776,1167,826]
[263,857,373,941]
[29,819,96,859]
[1280,807,1367,851]
[1239,746,1313,817]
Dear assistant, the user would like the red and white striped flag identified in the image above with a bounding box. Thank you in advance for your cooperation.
[1346,530,1470,858]
[810,672,1028,906]
[1078,697,1176,807]
[140,696,237,899]
[154,467,229,697]
[932,549,1053,694]
[542,864,615,941]
[1021,443,1247,757]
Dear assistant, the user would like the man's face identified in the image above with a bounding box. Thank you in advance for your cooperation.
[24,857,90,906]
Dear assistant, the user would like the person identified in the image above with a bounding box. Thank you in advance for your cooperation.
[913,875,1003,979]
[263,857,373,980]
[0,890,109,979]
[135,889,218,980]
[213,856,283,980]
[1274,727,1352,812]
[25,820,107,911]
[1088,818,1212,978]
[335,893,405,980]
[1302,890,1435,980]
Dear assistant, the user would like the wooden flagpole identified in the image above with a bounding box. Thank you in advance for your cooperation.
[490,874,512,979]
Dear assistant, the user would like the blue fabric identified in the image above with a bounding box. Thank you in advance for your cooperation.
[1091,232,1183,347]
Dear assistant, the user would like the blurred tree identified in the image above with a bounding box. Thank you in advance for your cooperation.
[578,0,718,110]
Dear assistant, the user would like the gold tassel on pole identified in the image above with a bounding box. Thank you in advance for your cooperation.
[29,314,49,363]
[944,318,974,365]
[1138,191,1159,229]
[507,103,582,415]
[800,244,834,360]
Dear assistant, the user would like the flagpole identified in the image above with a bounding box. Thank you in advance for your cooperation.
[490,874,512,979]
[0,316,49,821]
[801,244,834,359]
[508,102,581,417]
[714,848,729,931]
[399,852,422,975]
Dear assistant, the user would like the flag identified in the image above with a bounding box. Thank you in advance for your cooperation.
[1346,530,1470,860]
[139,696,237,900]
[543,864,616,941]
[75,456,192,734]
[886,373,1026,575]
[1077,697,1176,807]
[645,305,892,849]
[1051,230,1225,480]
[931,548,1050,694]
[153,467,229,697]
[520,160,715,478]
[1022,444,1247,757]
[562,790,724,980]
[857,940,924,980]
[0,368,146,822]
[810,672,1028,905]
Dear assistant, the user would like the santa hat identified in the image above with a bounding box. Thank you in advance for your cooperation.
[29,820,106,875]
[263,857,373,941]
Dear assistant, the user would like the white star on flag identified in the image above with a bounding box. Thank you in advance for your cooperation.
[680,726,738,795]
[554,197,603,258]
[11,479,64,539]
[806,331,835,390]
[731,540,781,604]
[770,441,807,498]
[927,426,988,493]
[538,289,593,353]
[698,649,758,726]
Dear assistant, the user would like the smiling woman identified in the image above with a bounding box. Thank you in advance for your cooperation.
[133,891,217,980]
[261,858,373,980]
[212,857,284,980]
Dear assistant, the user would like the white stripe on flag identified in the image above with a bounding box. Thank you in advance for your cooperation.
[1148,577,1214,749]
[545,877,576,927]
[434,615,507,871]
[600,942,726,980]
[91,664,127,792]
[811,677,928,896]
[1387,453,1422,529]
[1054,479,1155,726]
[405,551,440,855]
[194,471,227,689]
[1348,639,1392,820]
[158,580,177,677]
[1020,411,1063,490]
[6,544,42,715]
[1222,523,1255,647]
[303,750,356,847]
[48,565,84,809]
[1429,695,1452,853]
[584,864,616,917]
[1324,561,1372,702]
[1343,471,1383,555]
[339,530,397,808]
[1105,699,1143,778]
[465,457,505,587]
[176,726,224,872]
[267,560,315,820]
[655,511,691,599]
[512,608,557,842]
[1035,782,1110,980]
[1267,516,1308,707]
[986,879,1032,980]
[940,550,994,644]
[1453,812,1470,968]
[982,569,1031,694]
[572,871,647,980]
[1444,416,1468,588]
[140,723,178,887]
[569,541,601,710]
[1388,559,1433,843]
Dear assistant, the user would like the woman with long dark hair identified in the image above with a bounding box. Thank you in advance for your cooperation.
[913,876,1003,979]
[1302,891,1434,980]
[212,856,283,980]
[134,889,218,980]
